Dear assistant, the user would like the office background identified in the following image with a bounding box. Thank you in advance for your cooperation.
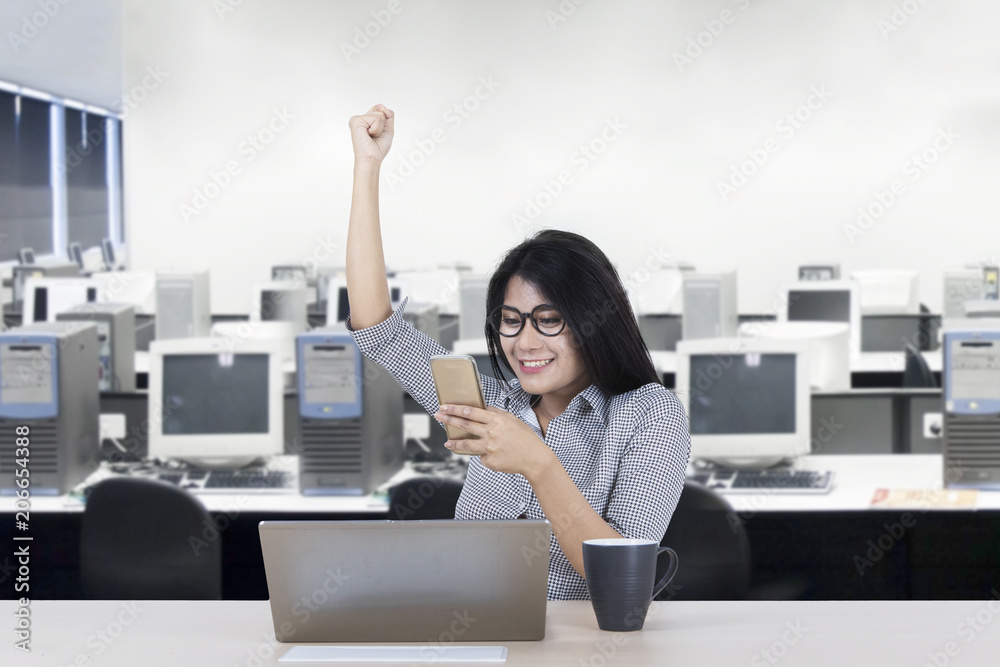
[3,0,999,313]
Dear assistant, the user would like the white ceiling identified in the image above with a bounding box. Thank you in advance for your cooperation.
[0,0,122,107]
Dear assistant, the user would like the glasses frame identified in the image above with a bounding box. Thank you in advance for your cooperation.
[488,303,567,338]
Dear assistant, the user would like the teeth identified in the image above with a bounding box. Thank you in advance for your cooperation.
[522,359,553,367]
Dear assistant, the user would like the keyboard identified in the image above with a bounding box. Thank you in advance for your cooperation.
[688,468,834,494]
[156,469,294,493]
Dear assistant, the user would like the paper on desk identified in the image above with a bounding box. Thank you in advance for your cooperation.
[870,488,978,509]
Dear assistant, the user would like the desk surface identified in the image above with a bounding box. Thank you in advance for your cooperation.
[5,455,997,515]
[3,599,1000,666]
[716,454,1000,512]
[650,350,943,374]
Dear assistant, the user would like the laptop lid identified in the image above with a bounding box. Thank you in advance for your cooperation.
[258,520,551,643]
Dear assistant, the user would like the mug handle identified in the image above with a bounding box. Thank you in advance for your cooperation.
[651,547,679,600]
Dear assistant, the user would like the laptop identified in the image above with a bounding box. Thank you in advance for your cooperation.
[258,520,551,643]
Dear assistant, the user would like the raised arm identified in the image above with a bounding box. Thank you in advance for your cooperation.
[346,104,395,329]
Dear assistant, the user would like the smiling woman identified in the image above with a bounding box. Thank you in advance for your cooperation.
[345,104,691,601]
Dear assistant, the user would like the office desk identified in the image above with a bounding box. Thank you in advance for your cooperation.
[3,600,1000,666]
[650,350,943,388]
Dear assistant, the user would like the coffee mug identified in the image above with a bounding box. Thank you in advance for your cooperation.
[582,538,679,632]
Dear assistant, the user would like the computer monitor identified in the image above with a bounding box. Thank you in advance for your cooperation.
[629,268,684,316]
[779,280,861,362]
[325,278,405,328]
[676,337,811,468]
[90,271,157,314]
[393,268,463,315]
[964,300,1000,319]
[798,264,840,281]
[21,277,99,325]
[682,271,738,340]
[18,248,35,265]
[271,265,309,284]
[738,321,850,391]
[100,239,117,271]
[211,320,299,370]
[850,270,920,315]
[148,337,285,468]
[251,282,309,335]
[67,243,84,269]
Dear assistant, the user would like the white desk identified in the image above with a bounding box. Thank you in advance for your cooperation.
[713,454,1000,513]
[3,600,1000,666]
[650,350,943,375]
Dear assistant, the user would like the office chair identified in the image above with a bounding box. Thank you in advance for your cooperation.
[902,342,937,388]
[656,481,752,601]
[387,477,464,520]
[80,477,222,599]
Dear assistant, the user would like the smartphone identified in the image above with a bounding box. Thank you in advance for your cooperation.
[430,355,486,441]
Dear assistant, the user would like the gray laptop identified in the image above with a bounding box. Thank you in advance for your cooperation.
[258,520,551,643]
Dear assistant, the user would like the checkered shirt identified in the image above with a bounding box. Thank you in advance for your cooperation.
[348,298,690,600]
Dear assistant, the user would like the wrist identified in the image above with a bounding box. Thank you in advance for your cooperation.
[354,158,382,174]
[525,448,562,487]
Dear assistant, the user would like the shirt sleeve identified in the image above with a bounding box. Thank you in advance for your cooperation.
[603,385,691,542]
[346,297,509,420]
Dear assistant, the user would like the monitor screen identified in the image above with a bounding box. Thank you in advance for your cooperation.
[161,353,269,434]
[788,290,850,323]
[261,289,300,322]
[337,287,350,323]
[688,353,796,435]
[101,239,116,266]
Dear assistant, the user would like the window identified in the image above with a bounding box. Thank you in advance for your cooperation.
[0,90,53,263]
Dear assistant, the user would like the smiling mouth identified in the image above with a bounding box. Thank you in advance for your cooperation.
[520,359,553,368]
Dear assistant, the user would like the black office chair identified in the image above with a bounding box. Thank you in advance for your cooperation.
[387,477,464,520]
[80,477,222,599]
[656,481,752,601]
[902,342,937,388]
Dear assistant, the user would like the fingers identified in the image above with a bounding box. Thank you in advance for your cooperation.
[434,410,485,437]
[446,439,484,456]
[439,404,489,423]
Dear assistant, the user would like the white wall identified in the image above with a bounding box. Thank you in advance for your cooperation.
[121,0,1000,314]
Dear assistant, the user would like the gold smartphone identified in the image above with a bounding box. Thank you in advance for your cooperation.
[430,355,487,441]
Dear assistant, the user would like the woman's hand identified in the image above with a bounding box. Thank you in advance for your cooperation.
[433,405,558,480]
[349,104,394,164]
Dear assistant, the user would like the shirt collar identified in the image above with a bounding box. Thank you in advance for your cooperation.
[502,381,609,426]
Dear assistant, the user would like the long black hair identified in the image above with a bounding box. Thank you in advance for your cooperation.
[484,229,658,397]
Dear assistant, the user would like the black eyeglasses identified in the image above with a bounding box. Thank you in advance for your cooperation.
[488,304,566,337]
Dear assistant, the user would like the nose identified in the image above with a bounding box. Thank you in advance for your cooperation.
[515,321,545,353]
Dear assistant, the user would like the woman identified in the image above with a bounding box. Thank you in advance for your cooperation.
[346,104,690,600]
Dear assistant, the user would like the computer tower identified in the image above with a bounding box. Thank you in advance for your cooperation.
[682,271,738,340]
[0,322,101,495]
[296,330,404,495]
[943,269,983,319]
[942,329,1000,488]
[155,269,211,340]
[403,302,441,342]
[11,263,81,310]
[57,303,136,392]
[459,275,489,342]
